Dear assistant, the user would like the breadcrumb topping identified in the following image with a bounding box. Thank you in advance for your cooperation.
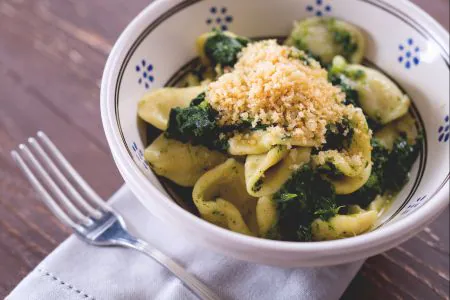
[206,40,346,146]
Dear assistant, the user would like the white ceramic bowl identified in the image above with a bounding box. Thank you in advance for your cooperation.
[101,0,449,267]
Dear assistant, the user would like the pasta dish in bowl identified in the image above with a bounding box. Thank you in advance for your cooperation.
[101,0,449,267]
[138,19,421,242]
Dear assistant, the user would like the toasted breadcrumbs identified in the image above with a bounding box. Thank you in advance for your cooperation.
[206,40,347,146]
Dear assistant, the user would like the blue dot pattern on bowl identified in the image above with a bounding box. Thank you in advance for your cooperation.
[438,115,450,143]
[306,0,332,16]
[398,38,420,69]
[132,142,149,170]
[401,195,427,216]
[206,6,233,31]
[135,60,154,89]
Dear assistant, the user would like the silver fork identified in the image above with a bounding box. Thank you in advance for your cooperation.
[10,131,220,300]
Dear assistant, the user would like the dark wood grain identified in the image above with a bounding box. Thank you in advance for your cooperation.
[0,0,448,299]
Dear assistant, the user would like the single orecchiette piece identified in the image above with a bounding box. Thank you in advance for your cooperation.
[312,210,377,241]
[192,159,258,236]
[313,107,372,194]
[138,86,204,130]
[285,17,365,64]
[330,56,410,124]
[144,134,227,187]
[375,113,418,150]
[245,146,311,197]
[228,131,275,155]
[228,130,316,156]
[351,66,410,124]
[255,195,278,238]
[326,195,390,239]
[331,162,372,195]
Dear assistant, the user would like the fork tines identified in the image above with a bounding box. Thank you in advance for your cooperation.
[11,132,109,229]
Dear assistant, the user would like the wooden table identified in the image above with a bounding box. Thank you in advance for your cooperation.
[0,0,448,298]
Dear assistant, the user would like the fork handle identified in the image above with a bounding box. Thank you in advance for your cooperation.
[118,238,221,300]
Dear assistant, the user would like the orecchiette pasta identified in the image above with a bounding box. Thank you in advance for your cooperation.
[228,131,275,155]
[228,130,316,156]
[330,162,372,195]
[368,195,390,214]
[192,159,258,236]
[331,56,410,124]
[375,113,418,150]
[312,210,377,240]
[139,22,420,242]
[285,17,365,64]
[255,195,278,237]
[245,147,311,197]
[346,204,366,214]
[312,108,372,194]
[144,134,227,187]
[138,86,204,130]
[351,66,410,124]
[245,146,288,195]
[315,193,387,241]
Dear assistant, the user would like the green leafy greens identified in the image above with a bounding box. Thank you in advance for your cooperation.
[204,31,249,67]
[338,135,421,207]
[273,164,339,241]
[162,29,422,243]
[384,134,421,191]
[322,118,354,151]
[165,93,228,151]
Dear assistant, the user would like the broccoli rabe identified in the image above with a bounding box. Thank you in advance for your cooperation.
[322,118,354,151]
[273,164,339,241]
[338,135,421,207]
[221,119,269,133]
[384,134,421,191]
[182,63,215,87]
[166,92,274,152]
[165,93,229,151]
[296,224,313,242]
[316,161,345,178]
[204,31,249,67]
[273,134,420,240]
[189,91,206,106]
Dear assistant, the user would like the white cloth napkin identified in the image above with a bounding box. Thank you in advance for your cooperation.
[7,186,363,300]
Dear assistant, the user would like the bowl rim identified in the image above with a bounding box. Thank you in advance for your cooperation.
[101,0,449,256]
